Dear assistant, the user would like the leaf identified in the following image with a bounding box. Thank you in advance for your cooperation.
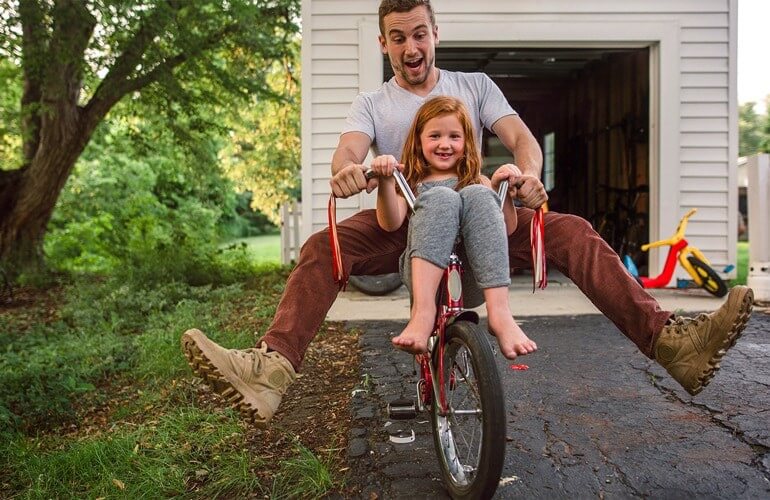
[112,478,126,490]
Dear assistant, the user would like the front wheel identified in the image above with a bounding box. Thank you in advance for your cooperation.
[687,256,728,298]
[431,320,506,499]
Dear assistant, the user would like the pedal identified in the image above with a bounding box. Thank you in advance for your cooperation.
[387,398,418,419]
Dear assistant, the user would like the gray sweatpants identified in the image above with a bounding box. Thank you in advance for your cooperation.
[399,179,511,308]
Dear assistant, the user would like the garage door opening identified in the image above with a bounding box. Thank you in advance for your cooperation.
[385,47,652,271]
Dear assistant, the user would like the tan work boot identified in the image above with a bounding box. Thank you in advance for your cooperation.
[181,329,296,427]
[654,286,754,395]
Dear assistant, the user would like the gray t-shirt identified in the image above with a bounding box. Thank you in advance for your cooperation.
[341,70,516,160]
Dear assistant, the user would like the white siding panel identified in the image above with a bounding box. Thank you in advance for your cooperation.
[313,178,332,194]
[311,59,358,75]
[681,102,728,117]
[681,162,727,177]
[681,73,728,88]
[680,28,728,42]
[689,220,728,235]
[311,148,336,164]
[680,88,728,103]
[683,206,728,220]
[681,117,728,132]
[313,103,354,118]
[312,29,358,45]
[437,13,730,27]
[680,57,728,73]
[313,1,729,15]
[311,15,374,30]
[312,163,333,178]
[681,42,728,58]
[680,191,728,206]
[680,132,728,147]
[312,44,358,60]
[312,74,360,89]
[680,176,728,192]
[312,87,359,104]
[312,132,342,149]
[311,118,348,134]
[687,235,728,252]
[680,147,729,162]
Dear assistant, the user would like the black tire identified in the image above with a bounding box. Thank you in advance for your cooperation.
[686,255,728,298]
[430,320,505,500]
[348,273,402,296]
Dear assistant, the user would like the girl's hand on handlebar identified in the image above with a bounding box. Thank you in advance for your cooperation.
[370,155,402,178]
[491,163,523,197]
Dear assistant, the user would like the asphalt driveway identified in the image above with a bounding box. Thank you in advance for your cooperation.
[344,308,770,498]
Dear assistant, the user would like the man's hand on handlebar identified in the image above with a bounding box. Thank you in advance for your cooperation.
[330,163,376,198]
[514,175,548,209]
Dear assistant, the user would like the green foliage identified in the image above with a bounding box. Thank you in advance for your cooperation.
[220,39,301,225]
[270,441,336,499]
[0,262,288,436]
[2,408,261,498]
[0,320,131,433]
[0,0,301,276]
[0,58,22,169]
[0,265,344,498]
[44,112,270,285]
[739,101,768,156]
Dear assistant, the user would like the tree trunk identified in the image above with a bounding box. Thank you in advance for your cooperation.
[0,125,91,275]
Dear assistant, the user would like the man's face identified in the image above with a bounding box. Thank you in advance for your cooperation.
[379,5,438,87]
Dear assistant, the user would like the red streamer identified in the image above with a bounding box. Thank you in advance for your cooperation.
[327,194,348,290]
[530,207,547,292]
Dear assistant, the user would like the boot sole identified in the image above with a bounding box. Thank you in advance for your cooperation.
[689,287,754,395]
[180,331,267,428]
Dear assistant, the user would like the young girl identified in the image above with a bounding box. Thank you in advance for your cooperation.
[371,95,537,360]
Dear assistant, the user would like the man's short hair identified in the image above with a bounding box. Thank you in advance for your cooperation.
[378,0,436,35]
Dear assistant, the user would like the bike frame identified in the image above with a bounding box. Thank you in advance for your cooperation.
[417,252,471,415]
[393,169,506,416]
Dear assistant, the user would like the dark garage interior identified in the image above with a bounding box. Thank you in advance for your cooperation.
[385,46,652,266]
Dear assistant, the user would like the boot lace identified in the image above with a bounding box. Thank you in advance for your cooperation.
[671,312,709,329]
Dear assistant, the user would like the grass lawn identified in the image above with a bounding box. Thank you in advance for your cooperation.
[0,268,359,498]
[224,233,281,264]
[734,241,749,286]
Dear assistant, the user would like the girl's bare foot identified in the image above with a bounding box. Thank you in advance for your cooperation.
[487,310,537,360]
[392,309,435,354]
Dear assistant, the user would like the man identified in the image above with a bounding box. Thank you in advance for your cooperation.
[181,0,754,428]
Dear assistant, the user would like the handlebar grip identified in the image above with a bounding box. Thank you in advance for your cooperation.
[497,180,509,210]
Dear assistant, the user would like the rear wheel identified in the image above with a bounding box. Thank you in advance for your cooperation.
[687,255,728,298]
[430,320,505,499]
[348,273,402,296]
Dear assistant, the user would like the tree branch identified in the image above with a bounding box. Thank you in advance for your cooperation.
[83,23,238,128]
[18,0,48,163]
[42,0,96,104]
[90,1,181,109]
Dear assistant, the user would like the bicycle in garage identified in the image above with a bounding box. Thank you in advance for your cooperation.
[623,208,729,297]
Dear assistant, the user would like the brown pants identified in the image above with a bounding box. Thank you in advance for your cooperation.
[262,208,671,371]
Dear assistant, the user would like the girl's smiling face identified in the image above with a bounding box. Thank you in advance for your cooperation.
[419,113,465,179]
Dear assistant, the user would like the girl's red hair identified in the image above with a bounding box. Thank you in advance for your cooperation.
[400,96,482,192]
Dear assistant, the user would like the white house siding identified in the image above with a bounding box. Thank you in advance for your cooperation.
[301,0,737,275]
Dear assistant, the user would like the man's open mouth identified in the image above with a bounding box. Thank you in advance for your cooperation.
[404,58,423,69]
